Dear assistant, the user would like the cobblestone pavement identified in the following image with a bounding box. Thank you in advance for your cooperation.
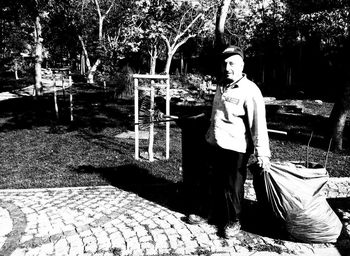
[0,178,349,256]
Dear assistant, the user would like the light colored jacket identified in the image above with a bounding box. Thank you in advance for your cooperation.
[206,75,271,157]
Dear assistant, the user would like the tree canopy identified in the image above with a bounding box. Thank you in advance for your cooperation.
[1,0,349,94]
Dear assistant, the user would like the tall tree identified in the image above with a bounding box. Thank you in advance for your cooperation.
[1,0,69,96]
[1,0,43,95]
[77,0,115,84]
[329,79,350,150]
[295,0,350,150]
[160,1,212,74]
[214,0,231,81]
[215,0,231,50]
[71,0,137,83]
[133,0,215,75]
[0,2,31,79]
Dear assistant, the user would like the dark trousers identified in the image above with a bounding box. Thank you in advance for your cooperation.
[210,146,249,226]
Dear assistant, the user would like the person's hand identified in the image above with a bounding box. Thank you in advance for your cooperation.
[257,156,270,170]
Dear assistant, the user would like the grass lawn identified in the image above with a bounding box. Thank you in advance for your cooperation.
[0,83,349,189]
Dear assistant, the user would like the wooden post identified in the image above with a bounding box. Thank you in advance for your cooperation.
[134,78,139,160]
[148,82,155,162]
[166,77,170,159]
[69,76,73,122]
[103,81,107,102]
[54,76,59,119]
[133,74,170,161]
[62,75,66,99]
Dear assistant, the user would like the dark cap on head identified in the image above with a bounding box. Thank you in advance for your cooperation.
[222,45,244,59]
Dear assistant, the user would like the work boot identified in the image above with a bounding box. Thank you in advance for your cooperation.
[182,214,206,225]
[217,221,241,239]
[225,221,241,238]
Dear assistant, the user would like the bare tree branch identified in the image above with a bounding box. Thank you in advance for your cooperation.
[173,13,203,48]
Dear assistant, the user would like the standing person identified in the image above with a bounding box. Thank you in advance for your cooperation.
[205,45,271,238]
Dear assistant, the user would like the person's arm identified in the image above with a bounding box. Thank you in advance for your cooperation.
[245,86,271,167]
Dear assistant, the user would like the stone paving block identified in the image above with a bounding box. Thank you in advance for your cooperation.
[61,223,76,233]
[54,238,70,255]
[8,248,27,256]
[67,234,84,245]
[186,224,205,235]
[163,228,179,237]
[20,234,34,244]
[0,237,7,249]
[140,241,155,250]
[140,220,157,230]
[109,232,126,248]
[195,233,212,247]
[134,225,148,237]
[24,246,41,256]
[0,207,12,236]
[138,235,152,244]
[210,252,231,256]
[83,236,98,253]
[126,236,141,250]
[120,228,135,240]
[38,242,55,255]
[79,229,93,238]
[98,241,112,252]
[183,239,198,248]
[143,247,158,255]
[153,219,171,229]
[68,245,85,256]
[166,234,182,248]
[176,227,193,238]
[130,248,145,256]
[169,221,185,231]
[234,245,251,254]
[154,239,169,249]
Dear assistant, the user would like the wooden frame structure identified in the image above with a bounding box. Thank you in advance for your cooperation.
[133,74,170,161]
[53,71,74,122]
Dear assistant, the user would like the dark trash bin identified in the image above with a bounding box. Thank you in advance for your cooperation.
[176,112,211,218]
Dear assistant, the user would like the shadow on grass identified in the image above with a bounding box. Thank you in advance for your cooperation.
[0,94,133,132]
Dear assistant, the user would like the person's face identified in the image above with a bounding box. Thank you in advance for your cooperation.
[223,55,244,82]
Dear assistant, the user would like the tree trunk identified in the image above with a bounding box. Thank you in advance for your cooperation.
[78,36,101,84]
[215,0,231,81]
[80,52,86,75]
[180,52,184,74]
[164,53,173,75]
[329,80,350,150]
[34,15,43,96]
[87,59,101,84]
[149,46,157,75]
[215,0,231,50]
[150,57,156,75]
[332,110,347,150]
[14,60,19,80]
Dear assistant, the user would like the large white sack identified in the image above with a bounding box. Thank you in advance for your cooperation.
[253,161,343,243]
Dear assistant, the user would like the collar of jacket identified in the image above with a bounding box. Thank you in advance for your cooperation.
[220,73,246,90]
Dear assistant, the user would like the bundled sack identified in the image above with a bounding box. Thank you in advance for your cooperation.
[251,161,343,243]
